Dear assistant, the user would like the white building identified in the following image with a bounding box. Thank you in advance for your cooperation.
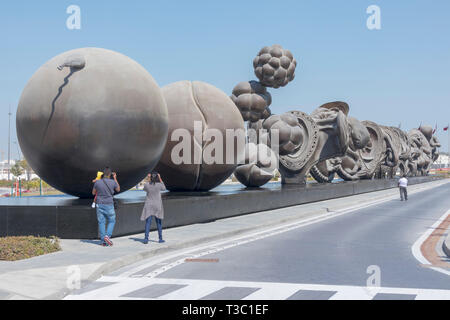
[432,154,449,169]
[0,160,39,181]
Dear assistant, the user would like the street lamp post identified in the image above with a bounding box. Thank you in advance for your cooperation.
[7,105,11,181]
[14,141,21,161]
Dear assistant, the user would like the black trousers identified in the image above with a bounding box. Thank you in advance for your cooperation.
[400,187,408,201]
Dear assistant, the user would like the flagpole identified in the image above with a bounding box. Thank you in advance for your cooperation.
[447,123,450,169]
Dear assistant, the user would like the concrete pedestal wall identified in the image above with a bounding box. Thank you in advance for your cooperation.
[0,176,441,239]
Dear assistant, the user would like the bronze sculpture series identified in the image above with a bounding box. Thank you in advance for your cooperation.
[231,45,441,188]
[15,46,441,197]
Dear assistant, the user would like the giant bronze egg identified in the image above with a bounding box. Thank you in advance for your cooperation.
[17,48,169,198]
[155,81,245,191]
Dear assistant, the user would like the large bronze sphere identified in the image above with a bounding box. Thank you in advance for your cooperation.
[17,48,169,198]
[155,81,245,191]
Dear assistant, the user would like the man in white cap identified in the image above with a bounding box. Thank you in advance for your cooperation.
[398,175,408,201]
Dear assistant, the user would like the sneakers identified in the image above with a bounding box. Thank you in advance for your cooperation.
[104,236,114,247]
[159,239,166,244]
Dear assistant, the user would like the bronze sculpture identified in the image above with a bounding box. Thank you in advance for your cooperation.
[232,45,441,189]
[16,48,169,198]
[16,45,441,197]
[234,143,278,188]
[310,116,370,182]
[230,81,272,123]
[278,103,350,184]
[154,81,245,191]
[253,44,297,89]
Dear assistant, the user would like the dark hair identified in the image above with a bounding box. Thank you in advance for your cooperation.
[150,172,160,185]
[103,167,112,178]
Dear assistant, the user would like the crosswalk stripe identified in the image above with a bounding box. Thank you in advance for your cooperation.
[328,287,376,300]
[242,286,305,300]
[157,283,226,300]
[64,276,450,300]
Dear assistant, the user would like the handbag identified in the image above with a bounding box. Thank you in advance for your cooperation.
[101,179,119,210]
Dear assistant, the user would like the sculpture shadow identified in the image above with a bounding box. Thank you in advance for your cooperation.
[129,237,159,244]
[80,239,104,246]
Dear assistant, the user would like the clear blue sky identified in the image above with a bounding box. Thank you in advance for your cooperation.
[0,0,449,160]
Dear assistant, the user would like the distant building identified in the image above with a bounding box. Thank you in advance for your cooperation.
[0,160,14,180]
[431,154,449,169]
[0,160,39,181]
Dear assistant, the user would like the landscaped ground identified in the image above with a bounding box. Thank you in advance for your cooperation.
[0,236,61,261]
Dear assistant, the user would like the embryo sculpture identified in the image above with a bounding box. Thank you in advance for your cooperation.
[231,45,440,188]
[310,116,370,182]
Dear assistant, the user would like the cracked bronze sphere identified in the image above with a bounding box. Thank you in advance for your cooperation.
[17,48,169,198]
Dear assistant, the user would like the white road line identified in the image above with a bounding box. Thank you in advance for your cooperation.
[119,181,448,278]
[122,201,383,278]
[411,209,450,277]
[65,276,450,300]
[134,181,450,279]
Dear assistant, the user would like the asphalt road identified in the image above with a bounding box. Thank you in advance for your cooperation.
[67,182,450,300]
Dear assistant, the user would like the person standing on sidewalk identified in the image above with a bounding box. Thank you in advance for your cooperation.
[92,167,120,246]
[141,172,166,245]
[398,175,408,201]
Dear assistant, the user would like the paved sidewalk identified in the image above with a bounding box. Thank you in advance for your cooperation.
[0,179,448,300]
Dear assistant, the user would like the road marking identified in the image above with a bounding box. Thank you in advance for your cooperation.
[411,209,450,277]
[64,276,450,300]
[119,180,450,279]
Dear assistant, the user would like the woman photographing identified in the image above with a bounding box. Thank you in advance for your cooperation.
[141,172,166,244]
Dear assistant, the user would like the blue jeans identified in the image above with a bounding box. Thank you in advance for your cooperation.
[145,216,163,241]
[96,204,116,242]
